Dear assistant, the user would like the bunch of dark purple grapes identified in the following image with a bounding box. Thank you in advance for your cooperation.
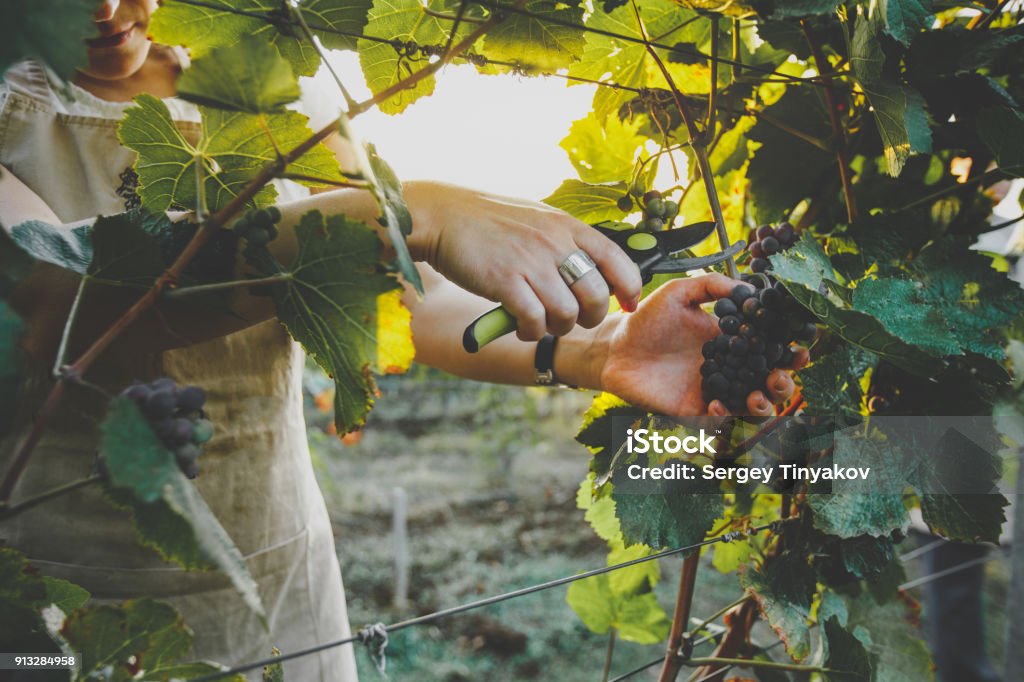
[121,378,214,479]
[700,223,816,412]
[746,222,797,273]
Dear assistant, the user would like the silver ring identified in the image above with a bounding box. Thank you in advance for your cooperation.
[558,249,597,287]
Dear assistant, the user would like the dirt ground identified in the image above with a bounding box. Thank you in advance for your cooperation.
[307,368,1011,681]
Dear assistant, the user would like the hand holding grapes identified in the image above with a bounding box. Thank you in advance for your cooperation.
[595,273,808,417]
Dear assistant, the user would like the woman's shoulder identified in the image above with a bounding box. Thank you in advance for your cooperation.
[1,53,201,123]
[1,60,55,106]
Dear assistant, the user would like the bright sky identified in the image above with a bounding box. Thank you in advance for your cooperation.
[306,50,599,201]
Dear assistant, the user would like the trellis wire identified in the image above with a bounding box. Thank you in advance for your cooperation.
[186,521,782,681]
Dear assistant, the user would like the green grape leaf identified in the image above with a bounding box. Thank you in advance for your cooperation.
[41,577,90,616]
[747,88,834,222]
[838,535,898,581]
[561,113,644,185]
[762,0,840,17]
[976,106,1024,177]
[911,238,1024,360]
[481,0,585,71]
[242,210,407,432]
[798,345,876,416]
[100,397,266,625]
[359,0,476,115]
[0,0,95,79]
[119,94,343,213]
[88,213,167,289]
[568,0,704,121]
[771,235,945,376]
[577,477,622,542]
[176,36,302,114]
[58,598,238,681]
[607,542,660,596]
[612,455,723,550]
[6,221,92,275]
[0,547,79,653]
[363,143,421,291]
[712,537,753,574]
[851,277,960,356]
[822,617,876,681]
[262,650,285,682]
[576,393,646,480]
[742,551,816,662]
[152,0,372,77]
[806,433,910,538]
[844,591,933,682]
[544,180,630,224]
[851,12,932,176]
[865,80,933,177]
[566,575,669,644]
[907,424,1007,543]
[876,0,932,46]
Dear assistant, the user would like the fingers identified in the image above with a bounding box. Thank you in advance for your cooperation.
[502,279,548,342]
[530,271,580,337]
[573,228,642,310]
[707,362,803,417]
[568,269,611,328]
[746,390,776,417]
[764,369,796,404]
[683,273,750,306]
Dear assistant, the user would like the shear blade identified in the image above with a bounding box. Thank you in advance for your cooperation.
[648,240,747,273]
[655,221,718,254]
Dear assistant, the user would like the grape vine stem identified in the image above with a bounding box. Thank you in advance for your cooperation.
[164,275,293,299]
[0,474,102,519]
[657,553,701,682]
[686,656,835,674]
[631,3,738,279]
[801,19,858,223]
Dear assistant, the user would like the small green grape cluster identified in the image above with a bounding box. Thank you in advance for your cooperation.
[121,378,214,479]
[617,190,680,231]
[233,207,282,246]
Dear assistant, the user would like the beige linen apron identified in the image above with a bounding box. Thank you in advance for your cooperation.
[0,59,358,680]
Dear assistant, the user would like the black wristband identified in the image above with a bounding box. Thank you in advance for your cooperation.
[534,334,577,388]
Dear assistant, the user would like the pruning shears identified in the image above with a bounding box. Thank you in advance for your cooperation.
[462,220,745,353]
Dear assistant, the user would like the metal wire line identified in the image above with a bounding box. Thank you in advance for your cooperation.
[186,521,782,681]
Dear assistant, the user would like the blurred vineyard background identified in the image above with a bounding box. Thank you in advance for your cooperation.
[299,363,1013,681]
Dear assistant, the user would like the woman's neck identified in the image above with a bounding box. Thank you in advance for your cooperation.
[72,44,181,102]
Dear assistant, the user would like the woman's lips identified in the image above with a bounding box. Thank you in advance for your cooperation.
[86,25,135,49]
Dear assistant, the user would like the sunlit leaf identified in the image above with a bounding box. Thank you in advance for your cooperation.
[177,36,302,114]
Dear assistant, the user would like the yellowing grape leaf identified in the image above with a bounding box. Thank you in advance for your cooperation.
[0,0,95,79]
[376,289,414,374]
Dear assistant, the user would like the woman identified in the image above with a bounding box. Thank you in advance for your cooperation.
[0,1,802,678]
